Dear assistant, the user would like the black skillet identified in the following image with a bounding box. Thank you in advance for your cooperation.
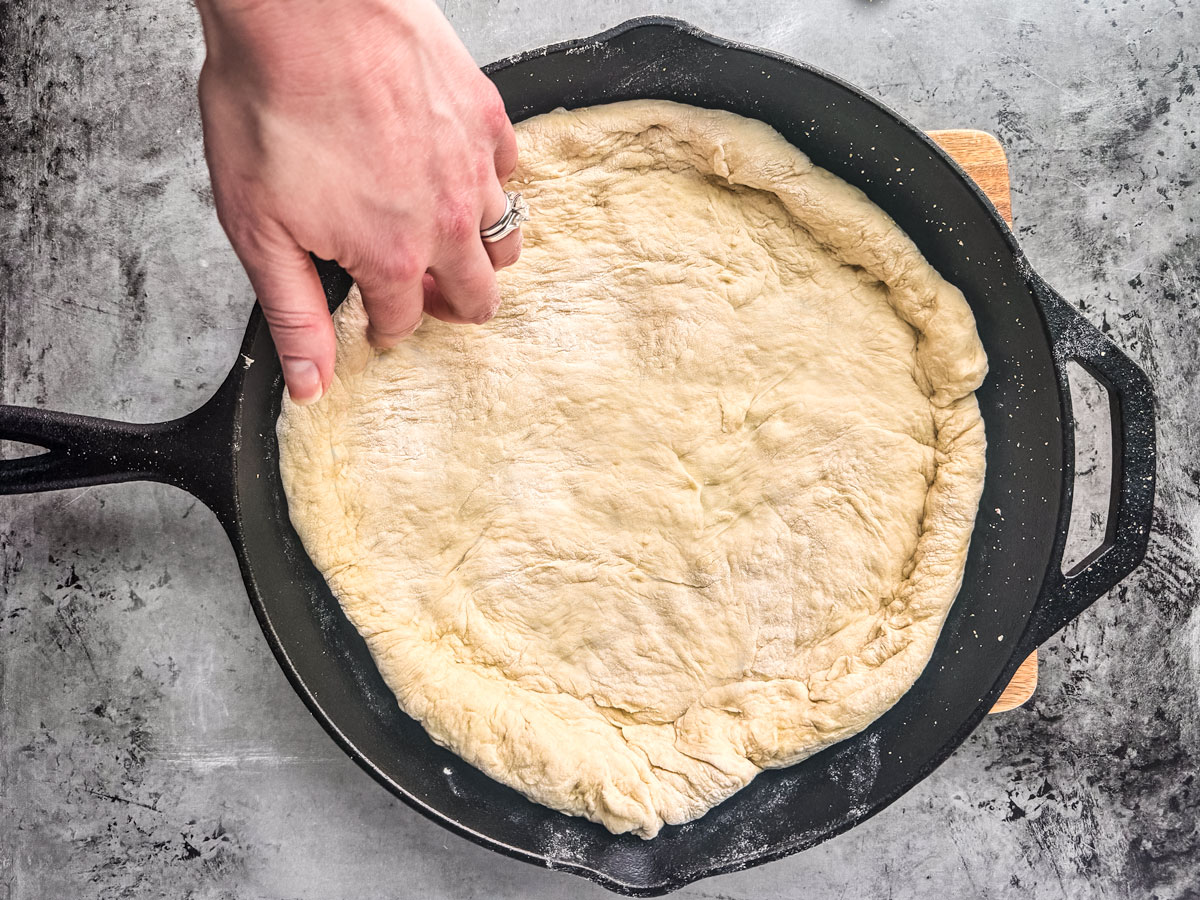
[0,17,1156,896]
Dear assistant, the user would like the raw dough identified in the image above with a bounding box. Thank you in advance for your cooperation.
[277,100,987,838]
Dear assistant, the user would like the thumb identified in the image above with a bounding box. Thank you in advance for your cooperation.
[239,237,336,406]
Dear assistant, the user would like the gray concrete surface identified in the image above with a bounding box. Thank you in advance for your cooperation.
[2,1,1198,897]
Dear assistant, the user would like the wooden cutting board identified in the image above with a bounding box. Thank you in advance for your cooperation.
[926,130,1037,715]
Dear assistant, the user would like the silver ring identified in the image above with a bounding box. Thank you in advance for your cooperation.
[480,191,529,243]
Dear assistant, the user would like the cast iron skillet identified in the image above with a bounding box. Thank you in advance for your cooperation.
[0,18,1155,896]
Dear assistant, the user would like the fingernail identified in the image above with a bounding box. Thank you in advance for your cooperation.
[281,357,322,406]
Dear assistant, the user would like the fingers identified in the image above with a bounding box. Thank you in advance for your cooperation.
[358,269,426,349]
[352,116,523,338]
[479,182,523,271]
[421,272,473,324]
[484,225,523,271]
[493,118,518,182]
[426,230,501,325]
[486,111,523,271]
[236,233,334,407]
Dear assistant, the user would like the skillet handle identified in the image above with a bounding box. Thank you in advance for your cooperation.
[0,376,238,523]
[1020,274,1156,651]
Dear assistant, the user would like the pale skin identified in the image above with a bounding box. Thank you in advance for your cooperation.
[195,0,522,405]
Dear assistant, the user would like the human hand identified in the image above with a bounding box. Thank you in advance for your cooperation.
[195,0,521,405]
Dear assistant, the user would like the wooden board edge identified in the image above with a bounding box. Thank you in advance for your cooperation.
[989,653,1039,713]
[927,129,1013,227]
[924,130,1033,713]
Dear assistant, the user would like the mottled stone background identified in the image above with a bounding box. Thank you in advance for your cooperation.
[1,1,1197,898]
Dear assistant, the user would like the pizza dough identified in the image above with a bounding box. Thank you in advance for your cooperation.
[276,100,987,838]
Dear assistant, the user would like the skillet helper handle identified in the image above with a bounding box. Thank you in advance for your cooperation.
[0,406,162,493]
[1022,274,1157,650]
[0,382,237,521]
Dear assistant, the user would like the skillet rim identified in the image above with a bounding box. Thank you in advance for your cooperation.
[224,16,1116,896]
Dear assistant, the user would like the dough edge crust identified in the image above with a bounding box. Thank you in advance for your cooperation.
[277,100,987,838]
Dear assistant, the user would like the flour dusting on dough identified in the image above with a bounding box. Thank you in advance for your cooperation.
[277,100,987,838]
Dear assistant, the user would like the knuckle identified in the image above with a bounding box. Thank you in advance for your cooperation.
[262,303,325,337]
[377,252,423,284]
[480,89,511,137]
[495,149,518,182]
[220,208,291,267]
[472,155,495,185]
[439,201,478,242]
[217,207,259,253]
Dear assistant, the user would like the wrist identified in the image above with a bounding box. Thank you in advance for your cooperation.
[196,0,426,81]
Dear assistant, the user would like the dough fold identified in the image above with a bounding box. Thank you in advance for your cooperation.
[277,100,987,838]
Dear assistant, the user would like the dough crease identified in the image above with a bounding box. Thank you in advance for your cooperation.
[277,100,987,838]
